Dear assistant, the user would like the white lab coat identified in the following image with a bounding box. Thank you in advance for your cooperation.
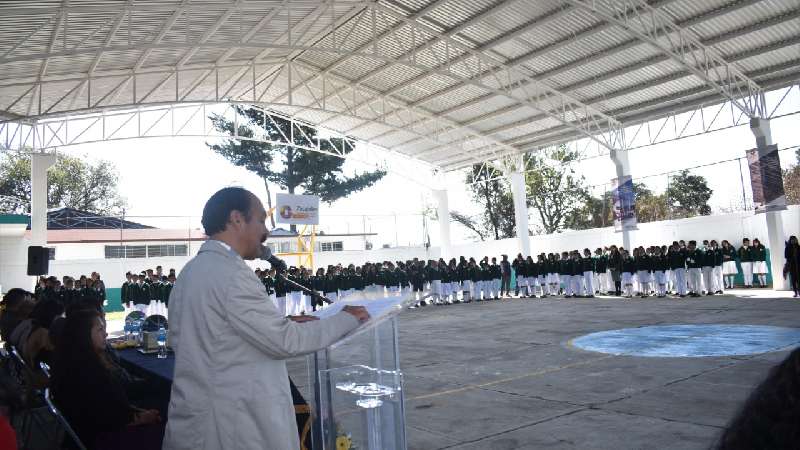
[163,240,359,450]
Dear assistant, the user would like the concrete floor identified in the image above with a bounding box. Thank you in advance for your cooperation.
[291,290,800,450]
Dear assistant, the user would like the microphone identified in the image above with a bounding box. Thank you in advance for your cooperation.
[260,245,287,273]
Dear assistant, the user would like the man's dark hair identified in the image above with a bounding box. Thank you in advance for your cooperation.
[716,347,800,449]
[201,187,254,236]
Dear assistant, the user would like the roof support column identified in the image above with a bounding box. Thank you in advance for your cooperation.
[432,188,451,261]
[30,152,56,247]
[749,118,787,290]
[509,156,531,257]
[609,147,632,251]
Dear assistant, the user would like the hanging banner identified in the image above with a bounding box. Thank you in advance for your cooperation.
[275,193,320,225]
[611,175,637,232]
[746,144,786,213]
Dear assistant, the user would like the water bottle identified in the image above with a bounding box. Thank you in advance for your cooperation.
[123,321,132,342]
[131,320,141,345]
[157,326,167,359]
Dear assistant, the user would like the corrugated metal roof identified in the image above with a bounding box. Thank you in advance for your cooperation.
[0,0,797,171]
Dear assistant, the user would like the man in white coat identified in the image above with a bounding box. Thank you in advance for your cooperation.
[163,187,369,450]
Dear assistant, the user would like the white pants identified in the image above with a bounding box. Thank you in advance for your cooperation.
[653,271,666,296]
[472,280,482,300]
[741,262,753,286]
[688,268,703,294]
[492,278,501,298]
[673,268,687,295]
[287,291,301,315]
[702,266,714,294]
[431,280,442,299]
[713,266,723,293]
[301,294,312,314]
[621,272,634,296]
[275,296,287,316]
[636,271,650,294]
[583,271,594,296]
[573,275,584,296]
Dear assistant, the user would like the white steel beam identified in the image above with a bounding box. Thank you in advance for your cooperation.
[566,0,764,118]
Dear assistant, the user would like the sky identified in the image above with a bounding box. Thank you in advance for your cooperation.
[55,86,800,248]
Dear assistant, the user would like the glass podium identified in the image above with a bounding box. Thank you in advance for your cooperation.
[308,291,420,450]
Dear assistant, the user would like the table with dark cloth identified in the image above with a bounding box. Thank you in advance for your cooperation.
[115,348,314,450]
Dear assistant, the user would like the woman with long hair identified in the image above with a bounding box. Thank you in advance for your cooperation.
[51,309,162,450]
[785,235,800,297]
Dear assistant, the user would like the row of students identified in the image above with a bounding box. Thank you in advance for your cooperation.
[120,267,177,306]
[34,273,107,309]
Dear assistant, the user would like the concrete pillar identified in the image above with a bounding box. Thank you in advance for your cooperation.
[30,153,56,246]
[609,148,632,251]
[509,156,531,257]
[750,118,787,289]
[433,189,451,261]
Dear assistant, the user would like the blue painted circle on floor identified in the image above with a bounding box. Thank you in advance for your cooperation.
[571,324,800,357]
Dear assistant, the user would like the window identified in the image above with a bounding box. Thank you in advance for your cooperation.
[104,244,186,259]
[319,241,343,252]
[147,244,188,257]
[125,246,147,258]
[105,246,125,259]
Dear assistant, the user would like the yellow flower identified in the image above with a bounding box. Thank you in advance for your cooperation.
[336,435,352,450]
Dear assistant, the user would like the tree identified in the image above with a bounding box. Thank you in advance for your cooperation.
[451,164,516,241]
[0,152,126,215]
[665,170,713,218]
[525,145,591,234]
[208,106,386,229]
[784,150,800,205]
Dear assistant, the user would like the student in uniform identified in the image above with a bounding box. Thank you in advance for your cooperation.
[568,251,582,297]
[668,242,688,297]
[447,259,460,302]
[634,248,651,298]
[721,240,739,289]
[621,250,636,298]
[466,258,479,302]
[439,260,452,304]
[752,238,768,287]
[711,240,724,294]
[557,252,570,297]
[489,258,501,300]
[511,255,523,297]
[323,266,339,304]
[549,253,561,296]
[536,254,547,297]
[121,272,133,308]
[593,248,607,296]
[686,241,704,297]
[515,256,529,297]
[652,246,668,298]
[457,257,470,303]
[526,255,539,298]
[582,249,595,298]
[739,238,755,288]
[701,241,716,295]
[426,260,443,304]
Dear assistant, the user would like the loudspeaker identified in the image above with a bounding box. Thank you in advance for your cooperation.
[27,246,50,276]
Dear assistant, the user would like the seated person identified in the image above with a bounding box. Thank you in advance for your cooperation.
[0,288,34,344]
[22,298,64,374]
[51,309,163,450]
